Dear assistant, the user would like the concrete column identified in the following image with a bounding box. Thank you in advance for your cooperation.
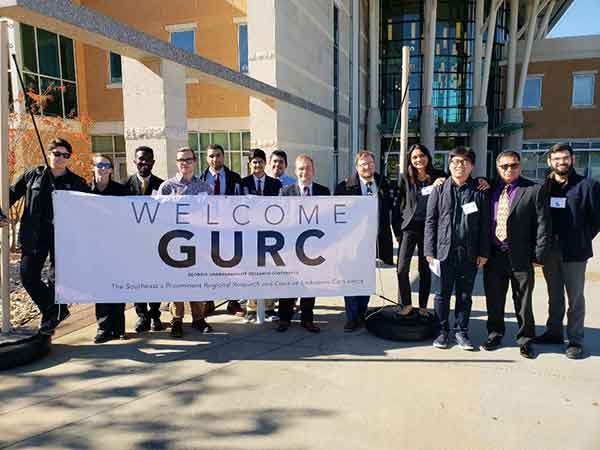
[122,57,188,179]
[471,105,488,177]
[420,0,437,152]
[503,108,524,151]
[367,0,381,168]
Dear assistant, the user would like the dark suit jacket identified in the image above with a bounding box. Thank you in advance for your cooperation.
[124,173,164,196]
[200,166,242,195]
[424,177,491,263]
[334,172,398,264]
[280,182,330,196]
[489,177,551,270]
[240,174,282,196]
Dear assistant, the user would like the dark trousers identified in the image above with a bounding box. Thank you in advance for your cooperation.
[135,302,161,320]
[397,222,431,308]
[278,297,315,323]
[434,249,477,333]
[483,249,535,345]
[542,242,587,345]
[20,243,56,316]
[344,295,370,321]
[96,303,126,336]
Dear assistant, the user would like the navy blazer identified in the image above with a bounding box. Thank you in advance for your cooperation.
[200,166,242,195]
[424,177,491,263]
[280,182,330,196]
[240,174,282,196]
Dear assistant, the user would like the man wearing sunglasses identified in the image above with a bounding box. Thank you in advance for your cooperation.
[482,151,551,359]
[124,146,165,333]
[158,147,213,337]
[9,137,89,335]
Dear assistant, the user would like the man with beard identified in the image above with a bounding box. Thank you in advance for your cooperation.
[124,146,165,333]
[535,143,600,359]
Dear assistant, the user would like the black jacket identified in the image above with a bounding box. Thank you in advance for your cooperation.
[489,177,551,270]
[280,182,330,196]
[10,165,89,250]
[240,174,282,196]
[334,172,398,264]
[200,166,242,195]
[543,171,600,262]
[424,177,491,263]
[124,173,164,195]
[91,179,127,196]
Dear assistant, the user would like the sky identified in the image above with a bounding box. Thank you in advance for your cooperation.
[548,0,600,38]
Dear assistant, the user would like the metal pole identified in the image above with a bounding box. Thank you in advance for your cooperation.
[516,0,540,109]
[350,0,360,172]
[479,0,501,106]
[1,22,11,334]
[399,45,410,177]
[505,0,520,110]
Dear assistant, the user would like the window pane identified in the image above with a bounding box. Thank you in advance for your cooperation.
[212,132,228,149]
[20,24,38,74]
[589,152,600,180]
[230,151,242,174]
[573,74,594,106]
[238,24,248,73]
[39,77,63,116]
[242,131,251,150]
[37,29,60,78]
[62,81,78,118]
[170,30,195,54]
[229,132,241,151]
[188,132,199,151]
[60,36,76,81]
[198,151,206,172]
[109,52,122,84]
[114,135,126,154]
[199,133,210,150]
[523,77,541,108]
[92,136,114,153]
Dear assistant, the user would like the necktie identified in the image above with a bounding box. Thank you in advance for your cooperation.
[214,174,221,195]
[303,186,310,196]
[495,185,510,242]
[141,177,147,194]
[366,181,373,195]
[257,179,263,195]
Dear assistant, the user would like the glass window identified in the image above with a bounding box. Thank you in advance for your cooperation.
[39,77,63,117]
[242,132,251,150]
[589,152,600,180]
[114,135,126,154]
[20,24,38,74]
[238,23,248,73]
[92,136,114,153]
[170,30,195,54]
[188,133,199,151]
[36,28,60,78]
[91,135,127,181]
[212,132,228,148]
[109,52,122,84]
[59,36,76,82]
[199,132,211,150]
[523,76,542,109]
[230,132,241,151]
[521,152,538,179]
[63,81,78,118]
[572,73,595,107]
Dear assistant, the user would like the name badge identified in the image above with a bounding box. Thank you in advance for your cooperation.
[550,197,567,209]
[421,185,434,196]
[462,202,478,215]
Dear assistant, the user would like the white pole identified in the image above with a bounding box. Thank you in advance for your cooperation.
[479,0,501,106]
[536,0,556,40]
[516,0,540,109]
[505,0,520,110]
[351,0,360,169]
[1,21,11,334]
[399,45,410,177]
[472,0,485,108]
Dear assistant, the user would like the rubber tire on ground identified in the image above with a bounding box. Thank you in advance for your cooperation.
[0,333,51,370]
[366,306,439,341]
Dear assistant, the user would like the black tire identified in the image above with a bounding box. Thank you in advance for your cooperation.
[366,306,439,341]
[0,333,51,370]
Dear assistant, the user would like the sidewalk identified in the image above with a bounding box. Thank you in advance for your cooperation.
[1,265,599,450]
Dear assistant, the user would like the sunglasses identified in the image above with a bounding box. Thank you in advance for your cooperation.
[498,163,520,171]
[95,162,113,169]
[176,157,195,163]
[51,151,71,159]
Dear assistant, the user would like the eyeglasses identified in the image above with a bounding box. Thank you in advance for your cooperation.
[95,162,113,169]
[450,158,470,167]
[51,151,71,159]
[498,163,520,171]
[176,157,195,163]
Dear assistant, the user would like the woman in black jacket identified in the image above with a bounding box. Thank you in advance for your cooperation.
[90,154,128,343]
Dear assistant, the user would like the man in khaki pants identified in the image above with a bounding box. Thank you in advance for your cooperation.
[158,147,213,337]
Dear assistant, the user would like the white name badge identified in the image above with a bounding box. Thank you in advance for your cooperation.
[462,201,478,215]
[550,197,567,209]
[421,185,434,196]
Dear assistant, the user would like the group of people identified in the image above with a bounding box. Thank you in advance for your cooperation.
[6,137,599,360]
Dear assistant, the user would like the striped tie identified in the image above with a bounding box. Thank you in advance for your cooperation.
[495,185,510,242]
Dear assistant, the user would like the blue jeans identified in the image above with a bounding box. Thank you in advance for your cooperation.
[434,250,478,333]
[345,295,370,321]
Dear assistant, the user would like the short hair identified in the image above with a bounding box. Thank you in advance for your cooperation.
[270,149,288,166]
[355,150,375,166]
[248,148,267,162]
[48,137,72,154]
[135,146,154,157]
[295,154,314,169]
[547,143,573,157]
[496,150,521,163]
[207,143,225,155]
[176,147,196,159]
[93,153,114,166]
[448,146,476,165]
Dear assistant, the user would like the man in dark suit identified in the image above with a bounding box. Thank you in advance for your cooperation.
[200,143,245,316]
[124,146,165,333]
[334,150,397,331]
[277,154,330,333]
[424,146,491,351]
[240,148,283,322]
[482,151,551,359]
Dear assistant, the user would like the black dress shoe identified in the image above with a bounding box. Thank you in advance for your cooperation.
[39,305,71,335]
[170,321,184,338]
[150,318,164,332]
[344,320,358,332]
[520,342,536,359]
[276,321,290,332]
[94,332,113,344]
[193,319,213,333]
[482,335,503,351]
[135,317,151,333]
[301,321,320,333]
[566,343,583,359]
[533,331,564,345]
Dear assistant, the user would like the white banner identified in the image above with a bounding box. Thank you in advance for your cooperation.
[54,191,377,303]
